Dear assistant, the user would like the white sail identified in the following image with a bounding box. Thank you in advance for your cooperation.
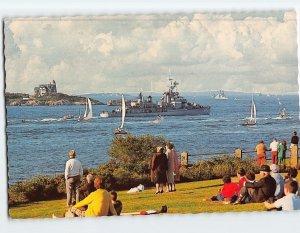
[249,95,256,123]
[253,102,257,123]
[83,98,93,120]
[242,94,256,126]
[120,95,126,129]
[83,99,88,118]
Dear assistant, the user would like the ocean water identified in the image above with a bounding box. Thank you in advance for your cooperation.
[6,93,300,184]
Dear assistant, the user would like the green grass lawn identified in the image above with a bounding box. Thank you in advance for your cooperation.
[9,176,268,219]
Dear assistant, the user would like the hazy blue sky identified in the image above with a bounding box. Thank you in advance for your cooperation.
[4,11,298,95]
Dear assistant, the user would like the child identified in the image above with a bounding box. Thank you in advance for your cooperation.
[211,175,239,203]
[264,180,300,211]
[111,191,123,215]
[233,171,256,204]
[278,139,287,169]
[237,168,246,191]
[284,167,298,183]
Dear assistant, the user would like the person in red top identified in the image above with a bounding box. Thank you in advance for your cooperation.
[211,175,239,203]
[237,168,247,192]
[256,140,268,165]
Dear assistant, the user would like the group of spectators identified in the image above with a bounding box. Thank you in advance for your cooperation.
[64,150,122,217]
[255,131,299,167]
[150,143,180,194]
[211,165,300,211]
[63,132,299,216]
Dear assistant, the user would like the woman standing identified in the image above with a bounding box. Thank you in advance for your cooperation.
[166,143,175,192]
[172,144,180,191]
[151,146,168,194]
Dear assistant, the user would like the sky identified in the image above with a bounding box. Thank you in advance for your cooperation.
[4,11,298,95]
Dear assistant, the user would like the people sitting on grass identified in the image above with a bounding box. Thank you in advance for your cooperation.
[111,190,123,216]
[210,175,239,204]
[270,164,284,200]
[70,176,117,217]
[236,168,246,191]
[234,165,276,204]
[284,167,298,183]
[80,174,95,199]
[233,171,256,204]
[264,180,300,211]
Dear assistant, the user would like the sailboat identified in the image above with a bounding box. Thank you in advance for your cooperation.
[113,95,127,134]
[241,94,256,126]
[279,107,286,119]
[78,98,93,121]
[214,90,228,100]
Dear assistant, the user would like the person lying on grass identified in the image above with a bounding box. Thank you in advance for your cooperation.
[264,180,300,211]
[210,175,239,204]
[70,176,117,217]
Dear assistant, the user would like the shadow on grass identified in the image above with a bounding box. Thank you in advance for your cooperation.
[193,184,222,190]
[179,184,222,192]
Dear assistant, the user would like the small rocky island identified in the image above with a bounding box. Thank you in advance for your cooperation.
[5,80,104,106]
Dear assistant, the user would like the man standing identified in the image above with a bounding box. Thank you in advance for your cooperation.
[269,138,279,165]
[65,150,83,207]
[255,140,268,165]
[290,131,299,148]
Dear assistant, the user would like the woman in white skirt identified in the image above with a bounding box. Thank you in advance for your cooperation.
[166,143,175,192]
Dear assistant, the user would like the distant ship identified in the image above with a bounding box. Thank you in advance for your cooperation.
[106,78,210,117]
[279,108,286,119]
[213,90,228,100]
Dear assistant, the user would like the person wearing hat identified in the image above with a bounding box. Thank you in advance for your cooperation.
[65,150,83,207]
[70,176,117,217]
[150,146,168,194]
[270,164,284,200]
[234,165,276,204]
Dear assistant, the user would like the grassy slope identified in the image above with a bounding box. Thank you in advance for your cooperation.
[9,176,270,219]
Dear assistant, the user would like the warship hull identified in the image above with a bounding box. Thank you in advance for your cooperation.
[109,107,210,117]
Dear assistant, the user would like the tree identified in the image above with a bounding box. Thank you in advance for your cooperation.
[107,134,168,175]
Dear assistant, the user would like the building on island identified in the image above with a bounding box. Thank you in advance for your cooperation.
[34,80,57,96]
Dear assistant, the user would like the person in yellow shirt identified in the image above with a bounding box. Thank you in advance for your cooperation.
[70,176,117,217]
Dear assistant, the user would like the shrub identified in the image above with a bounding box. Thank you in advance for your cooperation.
[180,156,259,181]
[108,134,168,175]
[8,175,65,206]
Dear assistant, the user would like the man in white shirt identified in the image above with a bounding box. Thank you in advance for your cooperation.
[264,180,300,211]
[270,138,279,165]
[65,150,83,207]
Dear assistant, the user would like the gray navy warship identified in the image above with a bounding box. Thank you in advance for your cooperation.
[105,79,211,117]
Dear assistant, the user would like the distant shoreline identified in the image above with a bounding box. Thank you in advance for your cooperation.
[5,92,105,106]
